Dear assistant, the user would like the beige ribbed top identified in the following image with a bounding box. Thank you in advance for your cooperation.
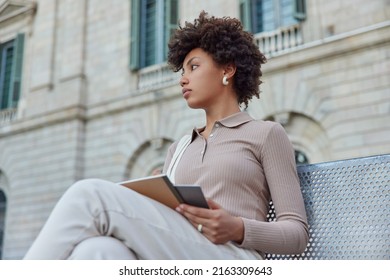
[163,111,308,255]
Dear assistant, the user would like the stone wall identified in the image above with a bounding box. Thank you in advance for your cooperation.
[0,0,388,259]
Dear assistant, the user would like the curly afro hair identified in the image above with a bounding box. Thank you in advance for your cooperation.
[167,11,266,108]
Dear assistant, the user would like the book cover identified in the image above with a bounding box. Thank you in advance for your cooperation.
[118,174,208,209]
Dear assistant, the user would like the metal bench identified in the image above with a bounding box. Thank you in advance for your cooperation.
[266,154,390,260]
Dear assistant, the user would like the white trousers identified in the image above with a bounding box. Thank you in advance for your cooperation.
[23,179,261,260]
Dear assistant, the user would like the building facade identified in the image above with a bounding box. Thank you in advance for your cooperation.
[0,0,389,259]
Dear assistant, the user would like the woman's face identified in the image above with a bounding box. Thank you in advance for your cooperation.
[180,48,225,109]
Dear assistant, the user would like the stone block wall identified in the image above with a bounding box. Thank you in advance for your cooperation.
[0,0,388,259]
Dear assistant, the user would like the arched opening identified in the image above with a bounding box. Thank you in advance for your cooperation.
[124,138,173,180]
[264,112,330,164]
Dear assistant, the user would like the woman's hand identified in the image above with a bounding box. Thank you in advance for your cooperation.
[176,199,244,244]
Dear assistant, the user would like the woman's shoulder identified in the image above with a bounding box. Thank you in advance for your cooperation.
[243,119,288,142]
[248,118,284,131]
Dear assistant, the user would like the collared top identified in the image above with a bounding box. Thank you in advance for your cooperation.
[163,111,308,255]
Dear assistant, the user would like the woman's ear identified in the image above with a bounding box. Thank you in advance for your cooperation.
[223,63,237,79]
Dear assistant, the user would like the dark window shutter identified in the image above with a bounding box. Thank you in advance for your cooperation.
[293,0,306,21]
[130,0,141,70]
[239,0,251,32]
[144,0,157,67]
[10,33,24,107]
[164,0,178,60]
[0,41,14,110]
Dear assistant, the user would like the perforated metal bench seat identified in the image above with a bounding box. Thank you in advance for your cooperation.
[265,154,389,260]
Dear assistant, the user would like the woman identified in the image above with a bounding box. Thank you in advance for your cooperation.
[24,11,308,260]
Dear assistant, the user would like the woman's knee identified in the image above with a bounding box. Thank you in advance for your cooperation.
[66,178,115,197]
[69,236,137,260]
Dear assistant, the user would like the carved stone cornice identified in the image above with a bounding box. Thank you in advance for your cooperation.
[0,0,36,24]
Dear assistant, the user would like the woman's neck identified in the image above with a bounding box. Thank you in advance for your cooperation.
[201,104,241,139]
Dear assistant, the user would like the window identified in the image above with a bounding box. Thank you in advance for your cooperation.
[0,170,9,260]
[240,0,306,33]
[0,33,24,111]
[130,0,178,70]
[295,150,309,165]
[0,190,5,260]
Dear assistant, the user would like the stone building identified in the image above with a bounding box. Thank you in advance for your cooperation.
[0,0,389,259]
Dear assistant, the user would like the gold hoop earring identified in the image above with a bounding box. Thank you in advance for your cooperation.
[222,76,229,86]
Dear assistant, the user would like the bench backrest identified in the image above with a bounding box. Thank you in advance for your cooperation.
[266,154,390,260]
